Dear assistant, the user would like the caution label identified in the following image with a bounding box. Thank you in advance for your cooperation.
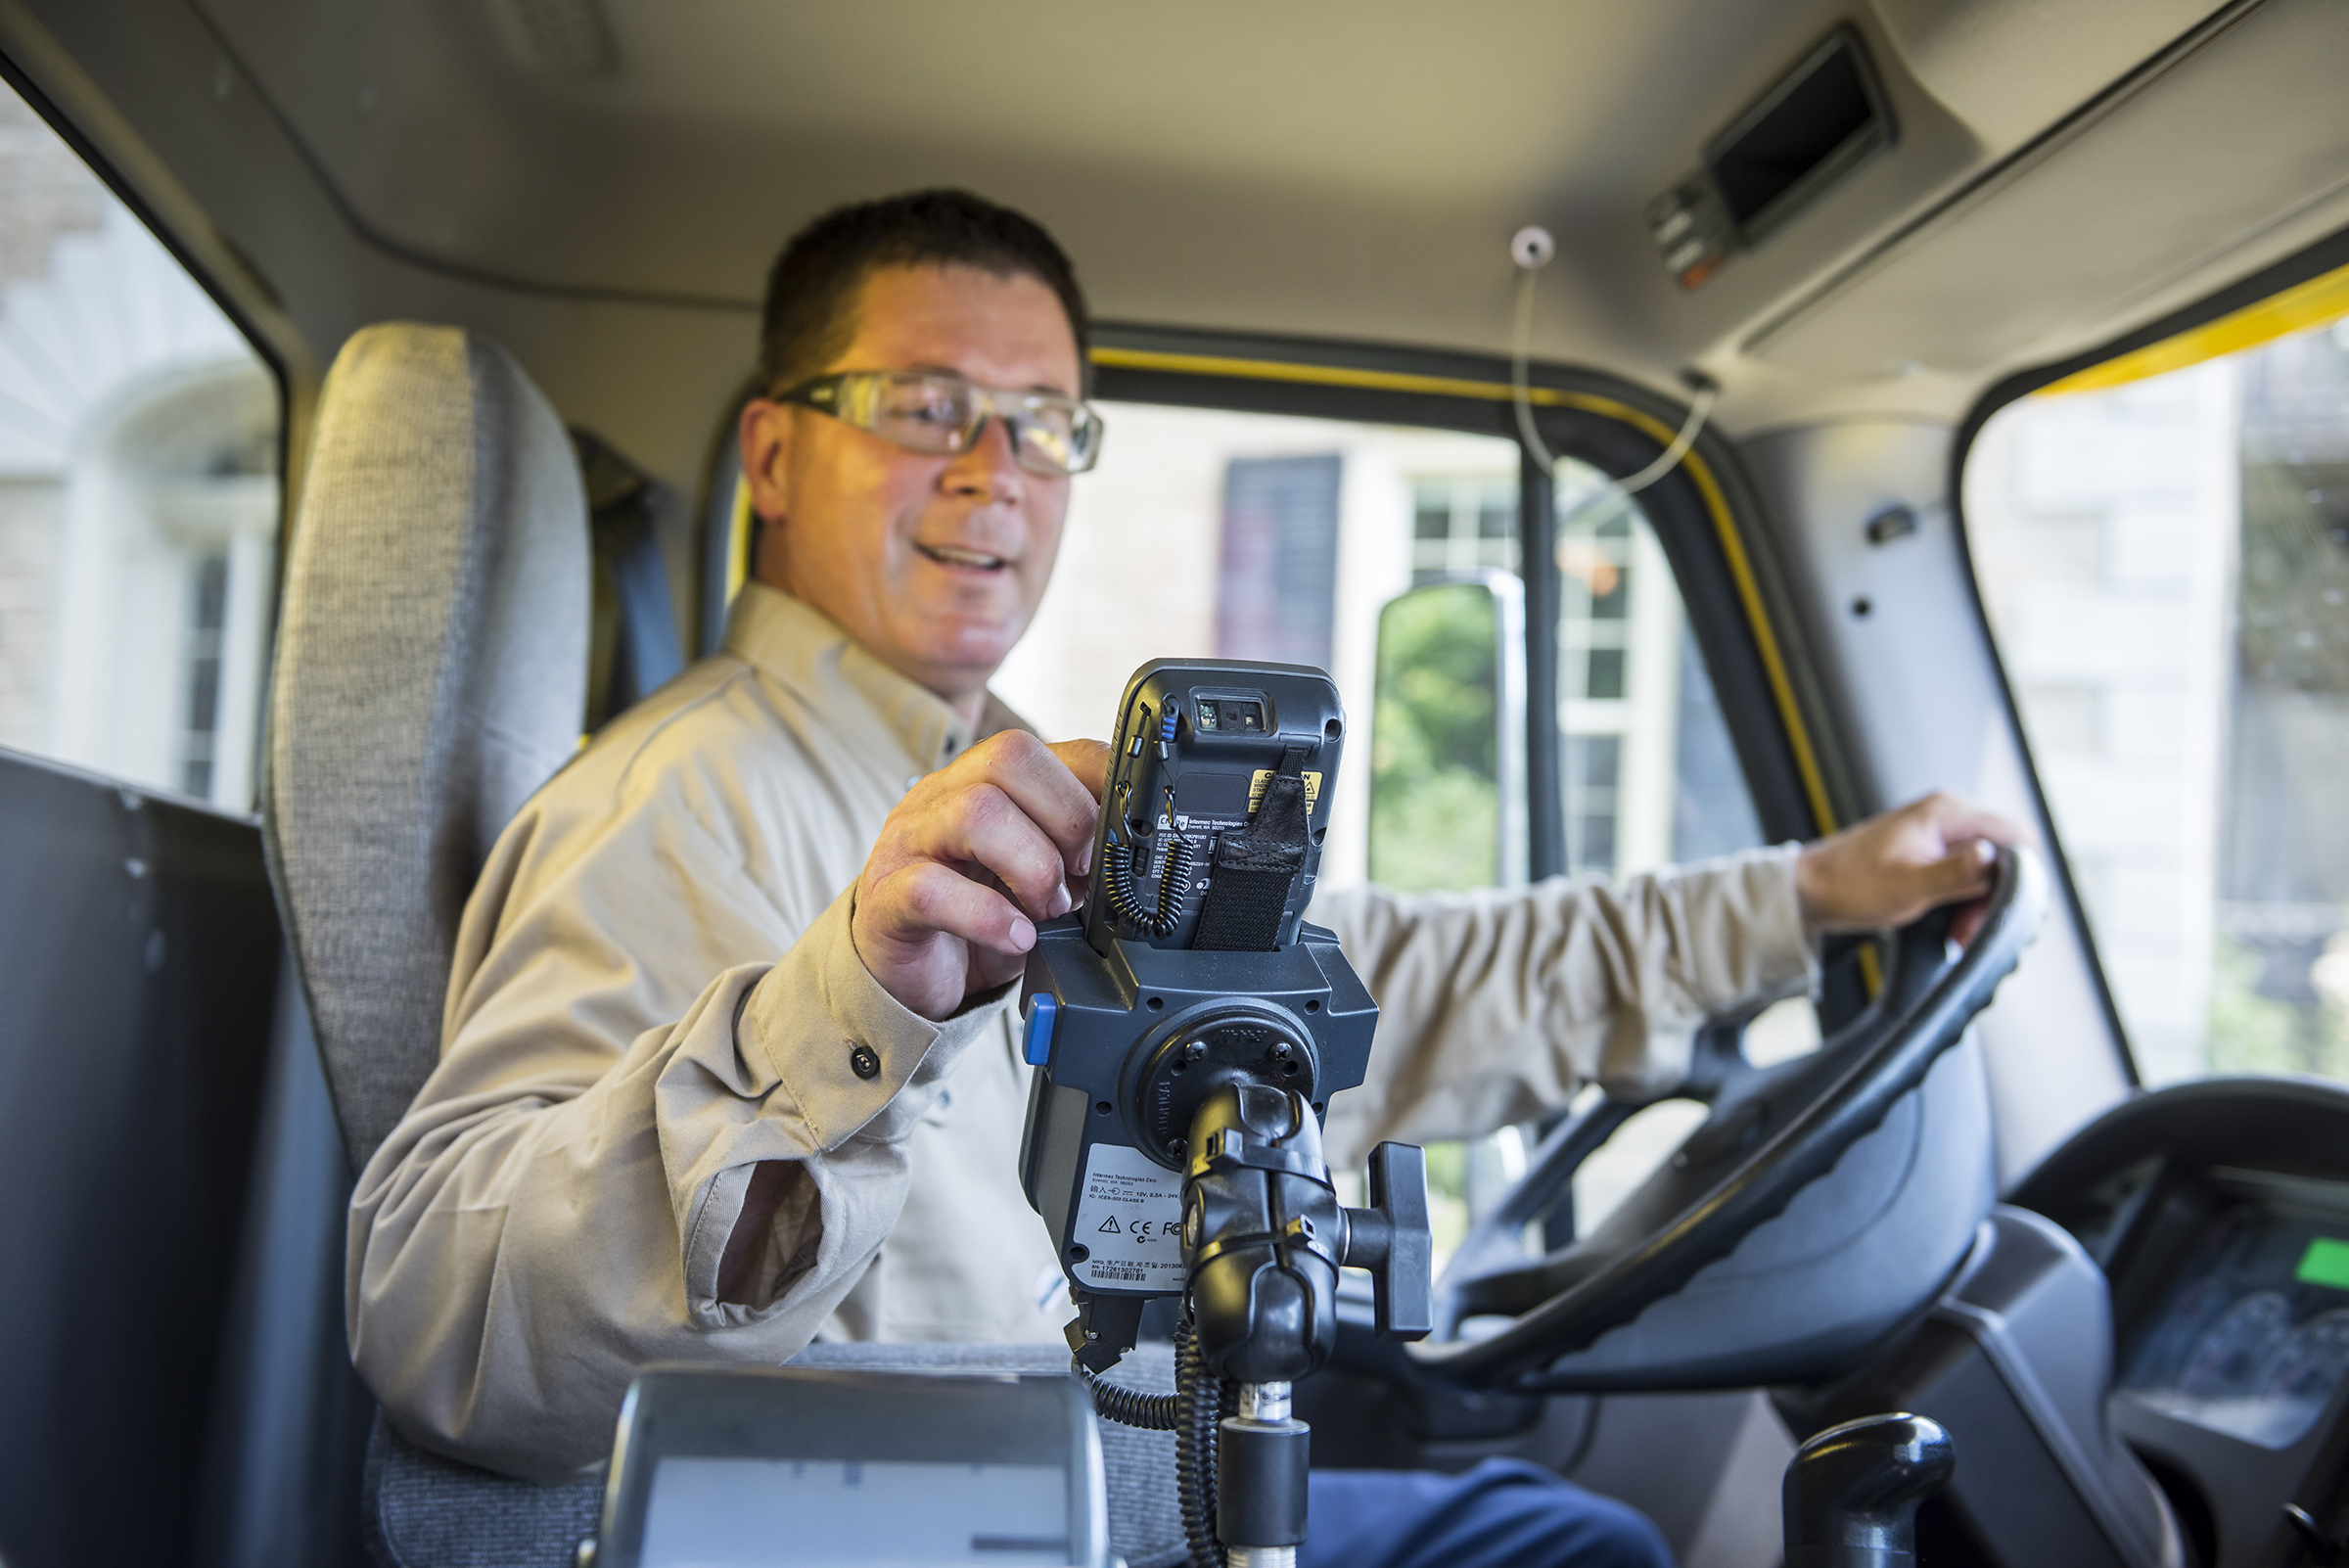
[1071,1141,1184,1293]
[1246,769,1322,815]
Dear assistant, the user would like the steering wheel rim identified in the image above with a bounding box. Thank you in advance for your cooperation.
[1407,847,2047,1391]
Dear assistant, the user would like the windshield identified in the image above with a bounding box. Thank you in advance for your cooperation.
[1965,303,2349,1086]
[991,396,1794,1267]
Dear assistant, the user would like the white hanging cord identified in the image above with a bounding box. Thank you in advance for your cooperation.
[1508,224,1717,508]
[1611,380,1717,499]
[1510,258,1561,476]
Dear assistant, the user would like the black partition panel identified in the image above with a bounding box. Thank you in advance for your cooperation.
[0,749,282,1567]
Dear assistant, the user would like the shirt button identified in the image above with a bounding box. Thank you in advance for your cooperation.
[903,774,923,793]
[849,1043,881,1081]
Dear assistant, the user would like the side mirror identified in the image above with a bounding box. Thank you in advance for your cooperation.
[1367,571,1529,891]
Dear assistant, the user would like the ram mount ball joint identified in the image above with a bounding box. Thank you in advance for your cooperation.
[1015,659,1435,1568]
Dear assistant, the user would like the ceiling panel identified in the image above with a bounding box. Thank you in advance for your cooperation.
[1751,0,2349,383]
[176,0,2323,413]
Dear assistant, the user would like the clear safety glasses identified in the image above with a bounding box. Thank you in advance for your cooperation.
[776,369,1105,477]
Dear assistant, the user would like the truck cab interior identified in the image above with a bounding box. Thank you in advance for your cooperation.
[2,2,2347,1566]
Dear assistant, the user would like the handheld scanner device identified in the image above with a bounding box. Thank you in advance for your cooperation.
[1087,660,1344,955]
[1017,661,1381,1364]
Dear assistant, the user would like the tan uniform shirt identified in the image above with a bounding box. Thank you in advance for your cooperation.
[349,583,1817,1480]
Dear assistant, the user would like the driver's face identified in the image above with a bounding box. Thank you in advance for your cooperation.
[739,263,1081,707]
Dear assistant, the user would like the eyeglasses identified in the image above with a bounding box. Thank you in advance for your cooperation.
[774,369,1105,477]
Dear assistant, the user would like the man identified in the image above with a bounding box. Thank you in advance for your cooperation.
[350,190,2025,1565]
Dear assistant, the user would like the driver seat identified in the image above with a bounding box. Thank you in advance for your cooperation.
[262,323,1190,1568]
[265,322,590,1180]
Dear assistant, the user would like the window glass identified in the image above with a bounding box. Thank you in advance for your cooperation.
[993,399,1794,1266]
[1367,576,1520,896]
[0,86,280,809]
[990,402,1520,895]
[1409,475,1519,576]
[1553,462,1767,877]
[1551,461,1804,1241]
[1967,310,2349,1085]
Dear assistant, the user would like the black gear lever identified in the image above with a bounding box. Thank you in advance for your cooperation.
[1783,1412,1956,1568]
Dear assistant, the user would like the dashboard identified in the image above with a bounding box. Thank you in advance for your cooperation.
[2014,1077,2349,1568]
[2116,1169,2349,1452]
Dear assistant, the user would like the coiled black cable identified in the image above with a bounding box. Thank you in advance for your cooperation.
[1105,836,1192,939]
[1078,1356,1181,1431]
[1077,1312,1232,1564]
[1073,1314,1222,1563]
[1174,1313,1227,1568]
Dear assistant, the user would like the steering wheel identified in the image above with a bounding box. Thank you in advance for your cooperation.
[1405,847,2046,1392]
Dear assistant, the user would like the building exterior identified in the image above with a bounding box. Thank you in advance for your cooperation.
[1968,321,2349,1084]
[993,402,1759,896]
[0,89,280,810]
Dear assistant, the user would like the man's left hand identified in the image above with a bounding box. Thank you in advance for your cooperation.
[1795,792,2037,946]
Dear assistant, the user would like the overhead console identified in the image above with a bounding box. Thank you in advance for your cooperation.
[1746,0,2349,384]
[1647,26,1896,291]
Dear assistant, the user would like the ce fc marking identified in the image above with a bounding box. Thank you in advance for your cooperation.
[1097,1217,1159,1237]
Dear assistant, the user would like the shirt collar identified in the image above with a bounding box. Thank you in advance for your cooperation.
[722,581,977,771]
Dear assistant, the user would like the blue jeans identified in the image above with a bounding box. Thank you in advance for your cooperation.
[1302,1460,1674,1568]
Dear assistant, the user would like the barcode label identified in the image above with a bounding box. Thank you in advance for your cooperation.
[1072,1142,1185,1292]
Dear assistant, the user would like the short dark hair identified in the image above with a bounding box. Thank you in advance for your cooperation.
[757,189,1089,395]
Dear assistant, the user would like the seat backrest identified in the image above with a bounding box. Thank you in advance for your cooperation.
[263,323,588,1171]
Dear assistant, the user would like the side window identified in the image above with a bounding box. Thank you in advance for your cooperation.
[1967,307,2349,1086]
[991,404,1523,893]
[1549,461,1806,1248]
[1554,462,1765,879]
[1411,474,1517,576]
[0,87,281,809]
[991,395,1790,1266]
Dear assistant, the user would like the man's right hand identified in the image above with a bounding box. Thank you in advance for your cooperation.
[852,733,1111,1021]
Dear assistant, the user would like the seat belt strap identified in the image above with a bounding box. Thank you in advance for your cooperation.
[576,431,684,729]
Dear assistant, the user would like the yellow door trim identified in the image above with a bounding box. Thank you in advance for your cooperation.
[2037,258,2349,397]
[1090,345,1844,838]
[726,475,754,605]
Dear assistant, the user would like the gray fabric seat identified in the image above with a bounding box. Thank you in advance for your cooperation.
[265,321,591,1174]
[367,1345,1187,1568]
[263,322,1185,1568]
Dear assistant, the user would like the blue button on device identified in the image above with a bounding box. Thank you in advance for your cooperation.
[1022,992,1058,1067]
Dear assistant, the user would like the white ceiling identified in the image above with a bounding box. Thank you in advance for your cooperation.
[184,0,2345,423]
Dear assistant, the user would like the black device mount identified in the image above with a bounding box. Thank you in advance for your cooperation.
[1016,660,1434,1566]
[1182,1082,1430,1562]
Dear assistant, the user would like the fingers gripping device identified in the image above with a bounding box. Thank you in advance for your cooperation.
[1016,661,1434,1568]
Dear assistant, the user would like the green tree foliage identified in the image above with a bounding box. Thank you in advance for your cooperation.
[2207,934,2349,1078]
[1368,584,1500,893]
[2238,455,2349,697]
[1418,1137,1472,1268]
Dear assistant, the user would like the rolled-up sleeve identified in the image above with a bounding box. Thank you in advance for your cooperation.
[1311,846,1817,1168]
[347,779,997,1479]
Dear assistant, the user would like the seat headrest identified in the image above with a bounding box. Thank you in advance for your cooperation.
[264,323,588,1170]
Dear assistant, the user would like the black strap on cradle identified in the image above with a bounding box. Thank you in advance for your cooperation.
[1190,745,1312,952]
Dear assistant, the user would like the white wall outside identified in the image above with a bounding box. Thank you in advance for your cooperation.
[990,402,1515,894]
[0,111,281,809]
[1966,363,2241,1084]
